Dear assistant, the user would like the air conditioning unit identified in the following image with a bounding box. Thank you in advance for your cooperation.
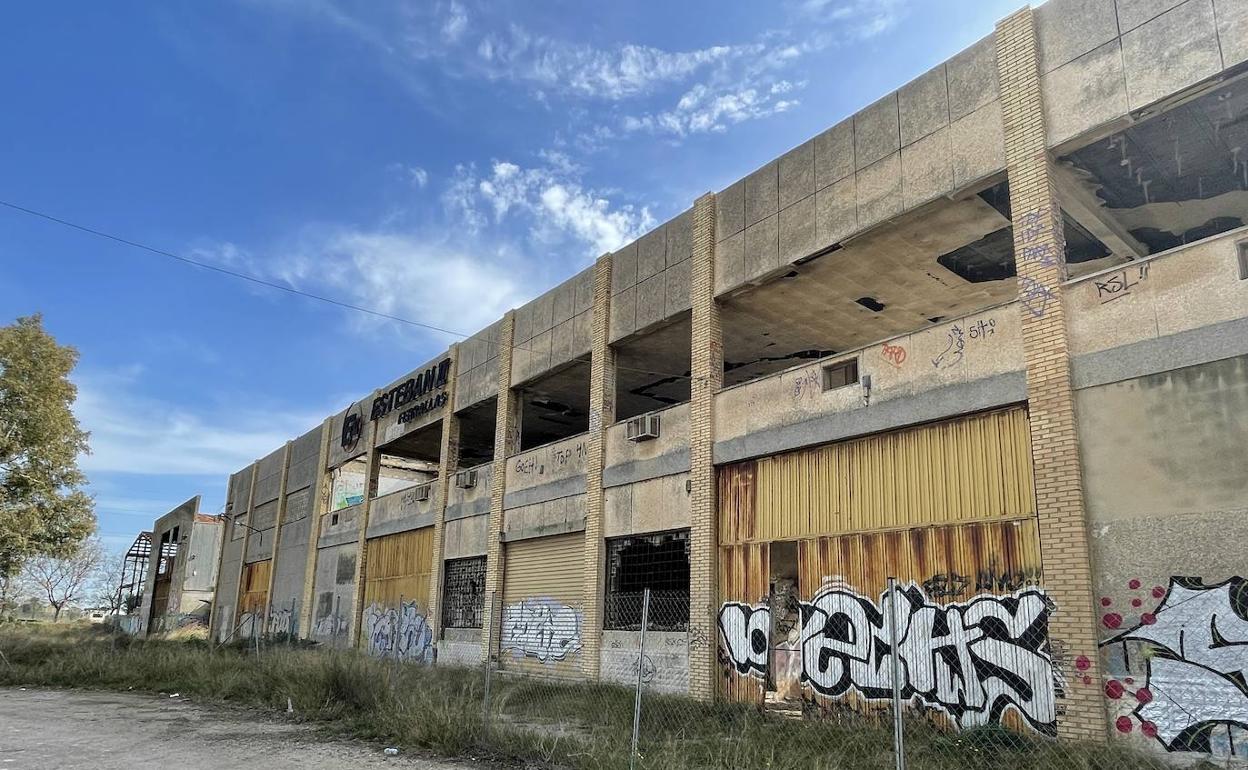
[413,484,432,502]
[626,413,661,442]
[455,469,478,489]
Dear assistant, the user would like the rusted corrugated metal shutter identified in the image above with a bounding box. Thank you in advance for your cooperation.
[796,518,1047,733]
[720,407,1034,544]
[717,543,769,704]
[500,532,585,678]
[359,526,435,660]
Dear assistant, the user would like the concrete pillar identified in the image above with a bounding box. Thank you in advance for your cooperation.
[995,8,1106,741]
[297,418,333,638]
[347,426,381,648]
[428,344,462,641]
[261,441,293,634]
[580,253,615,679]
[687,192,721,702]
[230,462,260,636]
[480,312,518,663]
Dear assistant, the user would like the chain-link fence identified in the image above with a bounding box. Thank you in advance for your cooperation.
[468,586,1226,770]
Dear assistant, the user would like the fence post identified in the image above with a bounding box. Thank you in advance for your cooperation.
[630,588,652,770]
[482,591,496,743]
[887,576,906,770]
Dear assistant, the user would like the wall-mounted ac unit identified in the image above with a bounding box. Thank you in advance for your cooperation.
[413,484,431,502]
[455,469,478,489]
[626,413,661,442]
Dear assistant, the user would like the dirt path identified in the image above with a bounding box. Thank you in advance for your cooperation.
[0,688,484,769]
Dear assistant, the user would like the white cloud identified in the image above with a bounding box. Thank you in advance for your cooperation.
[623,79,806,138]
[798,0,909,39]
[440,0,468,43]
[74,368,324,477]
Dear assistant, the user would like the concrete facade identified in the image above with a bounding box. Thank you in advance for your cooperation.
[206,0,1248,759]
[136,496,223,635]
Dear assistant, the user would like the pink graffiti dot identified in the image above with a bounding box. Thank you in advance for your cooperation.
[1125,678,1135,685]
[1128,579,1141,590]
[1105,680,1125,699]
[1100,597,1113,607]
[1116,716,1134,734]
[1141,613,1157,625]
[1141,721,1158,738]
[1152,586,1165,599]
[1075,655,1091,671]
[1102,613,1123,629]
[1131,598,1143,608]
[1082,676,1092,685]
[1136,688,1153,705]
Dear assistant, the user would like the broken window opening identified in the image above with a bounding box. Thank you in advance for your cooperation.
[441,556,486,629]
[605,530,690,631]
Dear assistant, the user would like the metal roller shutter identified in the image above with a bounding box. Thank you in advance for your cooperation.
[500,532,585,677]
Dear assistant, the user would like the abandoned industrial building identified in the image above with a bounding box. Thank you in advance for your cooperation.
[198,0,1248,761]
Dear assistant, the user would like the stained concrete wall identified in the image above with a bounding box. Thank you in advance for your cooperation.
[309,541,357,646]
[604,402,690,489]
[504,433,589,507]
[714,34,1005,298]
[366,484,438,539]
[1079,354,1248,759]
[714,303,1025,463]
[604,473,690,540]
[609,210,694,343]
[268,485,314,633]
[443,514,488,560]
[1037,0,1246,149]
[446,462,492,521]
[503,494,587,542]
[245,498,278,563]
[600,631,689,695]
[212,467,253,642]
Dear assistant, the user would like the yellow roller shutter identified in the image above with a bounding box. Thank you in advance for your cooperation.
[500,532,585,677]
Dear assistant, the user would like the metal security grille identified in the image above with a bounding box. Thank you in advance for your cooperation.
[604,529,690,631]
[441,556,485,629]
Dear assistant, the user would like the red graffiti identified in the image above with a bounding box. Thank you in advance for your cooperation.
[1140,721,1158,738]
[1140,612,1156,625]
[1136,687,1153,705]
[1102,613,1123,629]
[1100,597,1112,607]
[1105,680,1125,699]
[1116,716,1134,733]
[1128,579,1141,589]
[1151,585,1165,598]
[881,343,907,367]
[1075,655,1091,671]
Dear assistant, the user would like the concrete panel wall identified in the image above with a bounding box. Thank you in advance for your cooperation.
[1038,0,1240,149]
[504,432,589,505]
[454,321,502,411]
[1079,353,1248,759]
[213,520,246,641]
[308,542,357,646]
[438,627,483,667]
[714,303,1024,457]
[268,487,315,632]
[244,498,278,563]
[604,402,689,488]
[600,631,689,695]
[714,35,1005,298]
[286,425,322,492]
[603,472,690,539]
[1066,226,1248,361]
[252,447,285,506]
[318,502,363,549]
[446,462,492,521]
[366,484,438,539]
[610,210,694,343]
[512,269,594,385]
[182,519,222,594]
[443,514,489,560]
[503,493,587,542]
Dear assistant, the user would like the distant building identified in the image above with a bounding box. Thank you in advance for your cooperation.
[136,497,223,635]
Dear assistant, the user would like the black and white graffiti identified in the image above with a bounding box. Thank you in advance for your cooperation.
[363,600,434,663]
[501,597,582,663]
[1102,577,1248,755]
[718,584,1058,733]
[718,601,770,677]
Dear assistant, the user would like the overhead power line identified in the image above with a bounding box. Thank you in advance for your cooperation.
[0,198,693,382]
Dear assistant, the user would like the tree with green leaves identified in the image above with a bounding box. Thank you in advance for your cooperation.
[0,314,96,610]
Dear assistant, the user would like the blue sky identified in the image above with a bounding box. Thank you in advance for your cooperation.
[0,0,1022,553]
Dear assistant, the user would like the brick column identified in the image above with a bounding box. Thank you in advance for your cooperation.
[297,418,333,638]
[480,312,518,663]
[261,441,293,634]
[581,254,615,679]
[231,463,260,636]
[996,8,1106,741]
[347,427,381,648]
[428,344,462,642]
[687,192,721,702]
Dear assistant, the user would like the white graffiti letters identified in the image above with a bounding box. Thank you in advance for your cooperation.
[719,584,1057,733]
[501,598,582,663]
[718,602,770,676]
[1104,577,1248,754]
[363,600,434,663]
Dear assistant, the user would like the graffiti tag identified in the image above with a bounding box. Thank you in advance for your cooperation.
[501,597,583,663]
[881,343,907,368]
[363,600,434,663]
[1094,264,1149,305]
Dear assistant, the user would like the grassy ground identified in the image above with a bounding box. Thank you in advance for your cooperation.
[0,624,1200,770]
